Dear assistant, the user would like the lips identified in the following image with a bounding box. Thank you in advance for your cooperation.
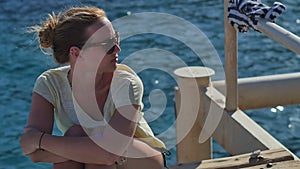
[111,56,118,62]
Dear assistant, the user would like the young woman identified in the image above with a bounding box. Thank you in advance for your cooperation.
[20,6,168,169]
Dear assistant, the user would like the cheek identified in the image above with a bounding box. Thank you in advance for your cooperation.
[84,50,106,64]
[100,54,111,64]
[98,55,116,71]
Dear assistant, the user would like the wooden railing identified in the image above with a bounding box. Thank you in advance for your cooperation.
[174,0,300,165]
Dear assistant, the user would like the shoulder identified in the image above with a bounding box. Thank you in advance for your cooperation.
[37,66,70,82]
[113,64,142,87]
[116,64,137,75]
[34,65,70,90]
[110,64,144,107]
[33,66,69,105]
[39,66,70,78]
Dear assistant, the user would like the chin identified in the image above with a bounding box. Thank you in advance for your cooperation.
[106,64,117,72]
[98,61,118,72]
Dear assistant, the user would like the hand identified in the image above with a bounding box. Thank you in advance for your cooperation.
[20,127,43,155]
[115,156,127,166]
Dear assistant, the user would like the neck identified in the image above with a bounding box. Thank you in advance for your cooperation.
[68,68,74,87]
[68,65,113,91]
[95,72,113,91]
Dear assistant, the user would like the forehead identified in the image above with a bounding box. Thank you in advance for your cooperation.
[85,18,114,41]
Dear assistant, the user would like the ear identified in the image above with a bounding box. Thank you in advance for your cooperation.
[69,46,81,60]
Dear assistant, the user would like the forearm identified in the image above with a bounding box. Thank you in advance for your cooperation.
[24,105,141,165]
[38,105,140,165]
[41,134,117,165]
[28,150,68,163]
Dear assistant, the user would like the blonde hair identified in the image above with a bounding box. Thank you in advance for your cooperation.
[30,6,107,64]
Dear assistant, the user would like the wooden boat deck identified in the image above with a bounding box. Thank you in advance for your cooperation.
[169,148,300,169]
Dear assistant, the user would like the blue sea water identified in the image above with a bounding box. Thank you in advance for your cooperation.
[0,0,300,168]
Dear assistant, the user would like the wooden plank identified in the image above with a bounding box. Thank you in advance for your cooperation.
[169,162,200,169]
[170,160,300,169]
[243,160,300,169]
[207,87,283,154]
[213,73,300,110]
[224,0,238,112]
[206,86,298,159]
[196,148,294,169]
[205,87,297,157]
[257,18,300,55]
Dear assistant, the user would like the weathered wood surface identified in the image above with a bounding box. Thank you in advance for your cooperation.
[243,160,300,169]
[174,67,215,163]
[169,162,200,169]
[257,18,300,56]
[169,148,294,169]
[206,87,291,156]
[213,72,300,110]
[224,0,238,112]
[196,148,293,169]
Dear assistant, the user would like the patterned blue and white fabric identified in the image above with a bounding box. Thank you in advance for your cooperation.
[228,0,286,32]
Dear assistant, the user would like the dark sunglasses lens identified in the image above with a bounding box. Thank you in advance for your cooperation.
[107,45,116,54]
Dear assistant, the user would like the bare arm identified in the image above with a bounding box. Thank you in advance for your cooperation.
[22,92,68,163]
[39,105,140,165]
[20,90,140,165]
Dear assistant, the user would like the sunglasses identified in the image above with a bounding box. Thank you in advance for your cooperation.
[84,31,120,54]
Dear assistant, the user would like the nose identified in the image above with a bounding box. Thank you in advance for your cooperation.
[113,44,121,54]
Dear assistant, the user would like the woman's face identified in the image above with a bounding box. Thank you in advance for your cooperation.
[79,18,121,73]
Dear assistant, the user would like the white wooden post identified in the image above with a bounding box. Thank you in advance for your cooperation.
[174,67,214,164]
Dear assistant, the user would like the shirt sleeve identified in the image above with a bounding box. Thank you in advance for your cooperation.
[33,73,56,105]
[110,71,144,109]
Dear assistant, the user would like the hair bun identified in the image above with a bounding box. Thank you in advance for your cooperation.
[39,12,58,49]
